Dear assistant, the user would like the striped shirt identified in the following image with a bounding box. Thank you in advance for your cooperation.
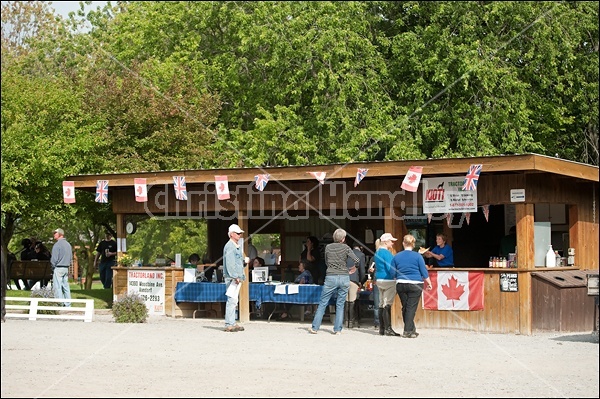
[324,242,360,276]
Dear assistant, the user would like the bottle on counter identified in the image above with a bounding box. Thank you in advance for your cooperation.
[489,257,493,268]
[555,251,561,267]
[546,244,556,267]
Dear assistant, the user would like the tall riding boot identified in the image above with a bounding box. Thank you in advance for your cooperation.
[348,301,355,328]
[378,309,385,335]
[384,305,401,336]
[344,301,349,328]
[353,301,360,328]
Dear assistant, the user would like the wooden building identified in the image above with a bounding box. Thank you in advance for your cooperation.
[68,153,599,334]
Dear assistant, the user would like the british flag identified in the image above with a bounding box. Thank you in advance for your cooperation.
[95,180,108,203]
[173,176,188,200]
[462,164,482,191]
[354,168,368,187]
[254,174,270,191]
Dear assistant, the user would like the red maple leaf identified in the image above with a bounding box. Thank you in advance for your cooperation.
[407,173,417,183]
[136,185,143,195]
[218,183,225,192]
[441,275,465,307]
[65,188,71,196]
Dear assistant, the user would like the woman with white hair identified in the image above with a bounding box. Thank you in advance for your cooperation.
[308,228,360,335]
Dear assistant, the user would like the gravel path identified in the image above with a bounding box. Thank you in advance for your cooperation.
[1,311,598,398]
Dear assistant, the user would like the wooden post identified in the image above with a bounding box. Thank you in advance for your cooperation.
[238,211,250,322]
[516,203,534,335]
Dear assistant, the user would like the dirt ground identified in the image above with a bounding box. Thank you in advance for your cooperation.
[1,311,598,398]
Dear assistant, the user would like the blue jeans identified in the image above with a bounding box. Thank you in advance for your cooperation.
[52,267,71,307]
[99,260,116,289]
[311,274,350,333]
[224,278,239,327]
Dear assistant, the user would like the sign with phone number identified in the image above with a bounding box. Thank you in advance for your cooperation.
[127,270,166,315]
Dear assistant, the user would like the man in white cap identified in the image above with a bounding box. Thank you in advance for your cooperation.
[222,224,246,332]
[51,228,72,307]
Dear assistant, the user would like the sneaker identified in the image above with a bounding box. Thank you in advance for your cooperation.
[233,324,245,332]
[308,328,318,334]
[333,331,342,335]
[403,332,419,338]
[224,326,237,332]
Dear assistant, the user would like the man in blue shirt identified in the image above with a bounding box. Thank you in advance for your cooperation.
[223,224,246,332]
[424,233,454,267]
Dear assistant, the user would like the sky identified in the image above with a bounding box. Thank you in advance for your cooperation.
[48,1,108,19]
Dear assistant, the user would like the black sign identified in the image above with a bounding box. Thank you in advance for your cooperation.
[500,273,518,292]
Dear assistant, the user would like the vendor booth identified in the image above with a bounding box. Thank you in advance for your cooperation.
[67,153,598,334]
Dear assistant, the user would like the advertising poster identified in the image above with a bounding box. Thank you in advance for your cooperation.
[422,177,478,214]
[127,269,166,315]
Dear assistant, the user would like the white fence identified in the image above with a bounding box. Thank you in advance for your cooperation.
[4,297,95,322]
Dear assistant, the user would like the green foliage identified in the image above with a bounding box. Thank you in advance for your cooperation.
[1,1,598,264]
[126,218,207,265]
[30,286,57,315]
[112,293,149,323]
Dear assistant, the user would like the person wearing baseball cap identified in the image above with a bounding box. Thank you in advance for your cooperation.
[222,224,246,332]
[51,228,72,307]
[373,232,401,336]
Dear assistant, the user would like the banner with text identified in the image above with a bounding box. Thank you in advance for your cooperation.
[127,269,166,315]
[422,177,478,214]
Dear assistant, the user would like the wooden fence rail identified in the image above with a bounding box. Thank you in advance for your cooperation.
[4,297,94,322]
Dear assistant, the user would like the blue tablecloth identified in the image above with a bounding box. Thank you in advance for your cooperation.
[174,282,372,309]
[174,282,262,303]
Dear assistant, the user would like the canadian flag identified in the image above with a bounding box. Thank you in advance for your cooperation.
[401,166,422,192]
[215,175,230,200]
[63,181,75,203]
[422,271,484,311]
[134,178,147,202]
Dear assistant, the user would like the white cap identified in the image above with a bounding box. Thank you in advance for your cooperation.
[228,224,244,236]
[380,233,397,242]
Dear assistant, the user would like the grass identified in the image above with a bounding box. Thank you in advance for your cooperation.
[5,280,113,310]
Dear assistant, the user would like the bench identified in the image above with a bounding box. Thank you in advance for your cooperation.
[8,260,53,290]
[4,297,94,322]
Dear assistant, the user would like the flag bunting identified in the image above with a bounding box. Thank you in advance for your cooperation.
[215,175,230,200]
[173,176,187,200]
[462,164,482,191]
[354,168,368,187]
[401,166,423,192]
[254,174,270,191]
[95,180,108,203]
[134,178,148,202]
[63,181,75,204]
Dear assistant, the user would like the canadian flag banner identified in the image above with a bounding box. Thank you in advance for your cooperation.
[422,271,484,311]
[63,181,76,203]
[401,166,422,192]
[446,213,452,227]
[215,175,230,200]
[308,171,326,185]
[427,213,432,223]
[465,212,471,225]
[134,178,148,202]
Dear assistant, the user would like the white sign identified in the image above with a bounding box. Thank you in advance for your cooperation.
[510,189,525,202]
[127,269,166,315]
[422,177,478,214]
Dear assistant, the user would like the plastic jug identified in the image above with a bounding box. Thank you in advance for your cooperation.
[545,245,556,267]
